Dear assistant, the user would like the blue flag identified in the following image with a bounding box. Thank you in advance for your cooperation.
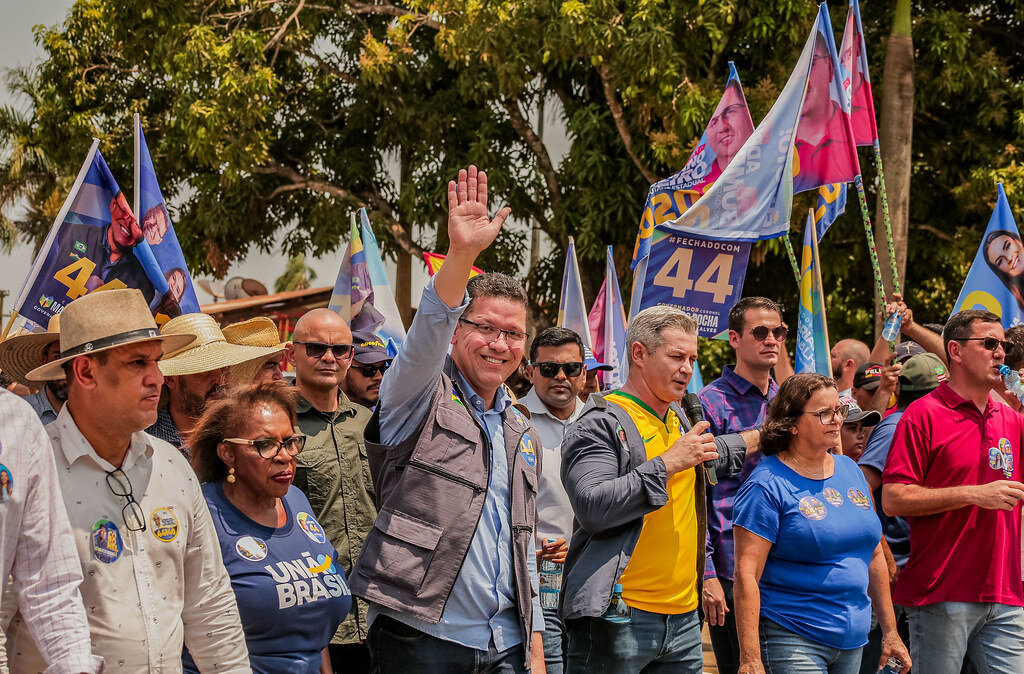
[358,209,407,347]
[796,211,831,374]
[134,115,201,319]
[557,238,594,349]
[814,183,847,240]
[951,183,1024,328]
[687,360,705,394]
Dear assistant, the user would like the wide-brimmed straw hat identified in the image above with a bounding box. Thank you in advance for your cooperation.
[27,289,196,382]
[222,317,286,383]
[0,314,62,387]
[158,313,282,378]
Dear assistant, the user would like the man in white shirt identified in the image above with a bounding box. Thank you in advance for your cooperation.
[518,327,587,674]
[6,288,251,673]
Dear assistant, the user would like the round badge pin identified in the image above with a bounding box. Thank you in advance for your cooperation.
[822,487,844,507]
[296,512,326,544]
[990,446,1004,470]
[798,496,827,521]
[0,464,12,504]
[150,507,179,542]
[235,535,268,561]
[92,518,123,563]
[847,488,871,509]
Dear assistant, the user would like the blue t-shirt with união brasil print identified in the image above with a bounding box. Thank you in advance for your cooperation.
[183,483,352,673]
[733,454,882,650]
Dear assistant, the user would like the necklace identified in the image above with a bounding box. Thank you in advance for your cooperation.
[782,450,832,479]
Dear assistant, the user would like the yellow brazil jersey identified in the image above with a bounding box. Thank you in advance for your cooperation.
[606,391,699,614]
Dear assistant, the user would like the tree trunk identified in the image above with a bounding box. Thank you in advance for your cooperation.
[874,0,913,336]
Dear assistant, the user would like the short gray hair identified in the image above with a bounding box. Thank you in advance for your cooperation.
[464,273,528,317]
[625,306,698,369]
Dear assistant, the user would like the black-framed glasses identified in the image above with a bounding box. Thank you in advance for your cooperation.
[224,435,307,459]
[803,405,850,425]
[295,341,353,360]
[958,337,1009,352]
[534,361,585,378]
[354,363,390,378]
[105,468,146,532]
[751,325,789,342]
[458,318,529,345]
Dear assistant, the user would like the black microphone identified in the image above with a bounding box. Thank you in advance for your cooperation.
[682,393,718,485]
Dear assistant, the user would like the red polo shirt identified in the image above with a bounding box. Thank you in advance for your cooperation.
[883,382,1024,607]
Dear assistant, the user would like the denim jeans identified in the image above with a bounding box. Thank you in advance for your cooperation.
[542,606,566,674]
[564,607,703,673]
[707,578,740,674]
[759,617,862,674]
[367,614,527,673]
[905,601,1024,674]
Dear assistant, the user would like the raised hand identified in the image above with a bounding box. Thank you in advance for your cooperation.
[447,165,512,258]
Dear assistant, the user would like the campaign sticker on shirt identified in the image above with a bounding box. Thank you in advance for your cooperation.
[297,512,326,544]
[798,496,827,521]
[518,433,537,468]
[510,407,528,428]
[990,446,1005,470]
[822,488,843,507]
[150,507,179,542]
[847,488,871,509]
[235,535,268,561]
[0,464,12,504]
[1000,438,1014,479]
[92,518,123,563]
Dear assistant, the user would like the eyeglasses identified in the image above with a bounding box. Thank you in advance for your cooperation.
[105,468,146,532]
[958,337,1010,352]
[803,405,850,424]
[295,341,354,360]
[354,363,390,378]
[458,318,529,345]
[224,435,307,459]
[534,361,585,378]
[750,325,789,342]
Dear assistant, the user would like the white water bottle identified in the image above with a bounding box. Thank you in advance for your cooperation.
[538,538,562,610]
[879,656,902,673]
[999,365,1024,403]
[882,311,902,341]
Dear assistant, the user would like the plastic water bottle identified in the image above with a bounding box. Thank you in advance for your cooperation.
[538,538,562,610]
[879,656,902,673]
[999,365,1024,403]
[602,583,631,623]
[882,311,902,341]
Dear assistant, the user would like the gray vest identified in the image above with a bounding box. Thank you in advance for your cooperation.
[350,358,541,653]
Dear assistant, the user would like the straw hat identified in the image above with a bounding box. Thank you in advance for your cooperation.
[157,313,282,378]
[222,317,286,383]
[0,314,62,387]
[27,289,196,382]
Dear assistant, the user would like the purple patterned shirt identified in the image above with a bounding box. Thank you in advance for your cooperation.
[698,365,778,581]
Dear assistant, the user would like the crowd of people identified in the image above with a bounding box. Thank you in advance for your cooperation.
[0,165,1021,674]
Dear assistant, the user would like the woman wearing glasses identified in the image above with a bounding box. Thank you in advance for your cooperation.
[732,374,910,674]
[183,381,351,674]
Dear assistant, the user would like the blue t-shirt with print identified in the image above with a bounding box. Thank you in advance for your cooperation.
[183,483,352,673]
[734,454,882,650]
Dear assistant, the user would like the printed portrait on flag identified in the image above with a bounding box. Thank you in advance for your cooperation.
[984,229,1024,313]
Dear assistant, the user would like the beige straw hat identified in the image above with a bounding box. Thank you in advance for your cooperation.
[222,317,286,383]
[157,313,282,378]
[0,314,62,387]
[27,289,196,382]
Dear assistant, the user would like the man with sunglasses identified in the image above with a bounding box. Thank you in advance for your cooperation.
[343,331,392,410]
[882,310,1024,674]
[697,296,786,674]
[286,308,376,671]
[5,288,250,672]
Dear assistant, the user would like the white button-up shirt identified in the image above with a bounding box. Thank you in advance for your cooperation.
[0,389,101,674]
[7,404,251,673]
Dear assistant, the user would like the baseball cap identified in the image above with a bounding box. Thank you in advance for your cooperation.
[352,331,391,364]
[839,395,882,426]
[583,345,612,372]
[853,362,883,391]
[898,353,948,392]
[893,341,926,363]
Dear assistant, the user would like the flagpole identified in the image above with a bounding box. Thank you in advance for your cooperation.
[852,175,889,308]
[872,141,901,295]
[1,310,19,340]
[808,209,841,453]
[780,233,802,288]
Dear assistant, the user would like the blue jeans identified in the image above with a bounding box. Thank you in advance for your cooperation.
[759,617,862,674]
[367,614,527,673]
[564,607,703,673]
[542,606,565,674]
[905,602,1024,674]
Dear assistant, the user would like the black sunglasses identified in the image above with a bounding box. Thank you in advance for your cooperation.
[295,341,353,359]
[958,337,1010,352]
[354,363,390,377]
[106,468,147,532]
[750,325,789,342]
[534,361,585,378]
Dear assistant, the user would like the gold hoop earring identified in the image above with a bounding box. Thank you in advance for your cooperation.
[227,467,236,484]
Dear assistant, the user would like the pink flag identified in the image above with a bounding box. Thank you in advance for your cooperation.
[588,278,607,363]
[840,0,879,146]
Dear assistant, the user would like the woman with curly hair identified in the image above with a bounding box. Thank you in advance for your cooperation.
[732,373,910,674]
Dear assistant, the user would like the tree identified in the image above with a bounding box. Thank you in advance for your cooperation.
[275,252,317,292]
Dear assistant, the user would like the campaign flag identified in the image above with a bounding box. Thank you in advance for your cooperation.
[134,115,201,319]
[557,238,593,349]
[358,209,407,346]
[687,361,705,394]
[422,251,484,278]
[588,247,628,389]
[796,211,831,374]
[814,183,847,240]
[14,139,165,329]
[951,184,1024,328]
[632,62,755,267]
[792,4,861,194]
[840,0,879,145]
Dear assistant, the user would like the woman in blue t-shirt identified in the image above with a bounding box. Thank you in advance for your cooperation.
[183,381,352,673]
[733,373,910,674]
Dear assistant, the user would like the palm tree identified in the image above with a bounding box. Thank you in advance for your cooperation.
[275,252,317,292]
